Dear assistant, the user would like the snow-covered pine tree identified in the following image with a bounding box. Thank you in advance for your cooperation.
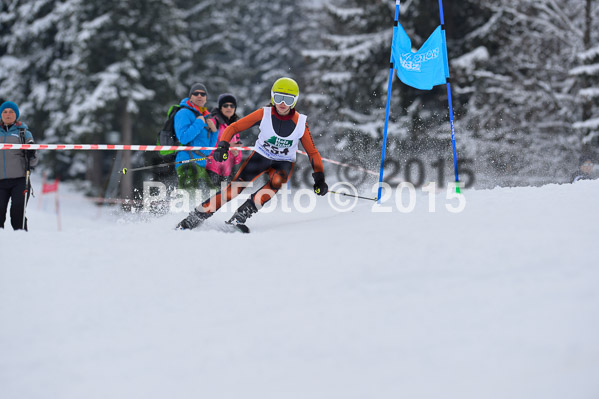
[0,0,63,137]
[302,0,481,188]
[179,0,318,187]
[573,47,599,151]
[0,0,79,183]
[0,0,193,197]
[183,1,311,115]
[571,0,599,153]
[301,1,398,186]
[47,0,193,197]
[451,0,586,185]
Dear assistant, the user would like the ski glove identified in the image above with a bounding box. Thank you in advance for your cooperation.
[213,141,230,162]
[312,172,328,196]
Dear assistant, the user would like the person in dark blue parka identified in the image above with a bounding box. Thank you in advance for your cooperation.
[0,101,39,230]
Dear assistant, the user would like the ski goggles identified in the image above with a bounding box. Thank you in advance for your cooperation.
[272,93,297,106]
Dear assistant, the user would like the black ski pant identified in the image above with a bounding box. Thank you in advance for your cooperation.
[199,151,293,213]
[0,177,28,230]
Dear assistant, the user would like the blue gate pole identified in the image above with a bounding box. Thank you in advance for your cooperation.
[438,0,461,192]
[377,0,401,203]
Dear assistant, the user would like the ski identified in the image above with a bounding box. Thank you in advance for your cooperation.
[175,220,250,234]
[224,221,250,234]
[201,222,249,234]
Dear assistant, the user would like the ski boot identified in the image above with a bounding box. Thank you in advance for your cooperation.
[225,199,257,233]
[176,209,212,230]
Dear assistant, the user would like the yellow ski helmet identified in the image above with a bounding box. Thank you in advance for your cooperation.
[271,77,299,108]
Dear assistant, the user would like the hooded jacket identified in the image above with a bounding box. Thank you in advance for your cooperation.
[174,98,217,169]
[1,121,39,179]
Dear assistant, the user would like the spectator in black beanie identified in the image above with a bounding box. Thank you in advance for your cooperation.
[206,93,243,186]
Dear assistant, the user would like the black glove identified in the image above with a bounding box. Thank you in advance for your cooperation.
[26,150,36,159]
[312,172,328,196]
[213,141,230,162]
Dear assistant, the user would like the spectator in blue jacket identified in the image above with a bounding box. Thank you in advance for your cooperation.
[174,83,218,204]
[0,101,39,230]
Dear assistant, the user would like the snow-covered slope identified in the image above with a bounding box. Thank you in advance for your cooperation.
[1,180,598,399]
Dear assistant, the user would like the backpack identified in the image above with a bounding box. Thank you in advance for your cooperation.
[157,104,201,158]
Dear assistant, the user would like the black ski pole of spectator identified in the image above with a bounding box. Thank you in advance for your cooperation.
[22,152,31,230]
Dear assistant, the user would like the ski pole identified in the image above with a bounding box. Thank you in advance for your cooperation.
[329,190,377,202]
[22,169,30,230]
[20,130,32,231]
[120,156,210,175]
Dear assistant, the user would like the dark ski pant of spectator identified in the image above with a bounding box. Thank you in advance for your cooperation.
[0,177,27,230]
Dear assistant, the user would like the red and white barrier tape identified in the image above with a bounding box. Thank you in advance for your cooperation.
[0,143,253,152]
[1,143,378,176]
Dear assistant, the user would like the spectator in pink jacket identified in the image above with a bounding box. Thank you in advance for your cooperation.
[206,93,243,186]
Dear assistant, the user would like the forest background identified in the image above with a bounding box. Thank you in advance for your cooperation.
[1,0,597,199]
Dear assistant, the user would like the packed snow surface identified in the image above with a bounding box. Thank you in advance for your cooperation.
[1,179,598,399]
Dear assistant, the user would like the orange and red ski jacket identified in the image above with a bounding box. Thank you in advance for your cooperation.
[219,107,324,173]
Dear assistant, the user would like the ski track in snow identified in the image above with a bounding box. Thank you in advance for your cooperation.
[1,180,598,399]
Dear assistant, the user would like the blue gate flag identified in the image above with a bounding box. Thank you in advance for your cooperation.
[392,23,448,90]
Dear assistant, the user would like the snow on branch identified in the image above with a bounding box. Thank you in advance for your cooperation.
[79,13,112,42]
[321,72,353,84]
[534,0,583,38]
[326,31,388,48]
[578,46,599,62]
[570,63,599,77]
[574,118,599,130]
[472,70,512,82]
[452,47,490,72]
[580,87,599,99]
[324,4,364,20]
[465,12,502,41]
[303,32,388,61]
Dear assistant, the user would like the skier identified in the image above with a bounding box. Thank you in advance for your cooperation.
[0,101,39,230]
[176,77,328,231]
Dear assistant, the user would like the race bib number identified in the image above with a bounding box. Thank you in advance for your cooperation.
[261,136,292,156]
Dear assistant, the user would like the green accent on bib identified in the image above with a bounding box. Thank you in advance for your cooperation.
[265,136,293,148]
